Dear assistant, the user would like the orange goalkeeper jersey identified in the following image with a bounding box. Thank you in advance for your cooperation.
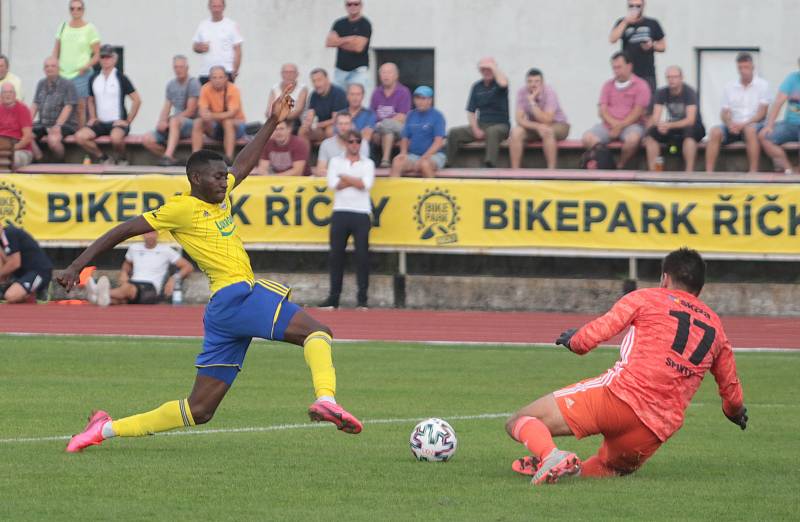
[569,287,744,442]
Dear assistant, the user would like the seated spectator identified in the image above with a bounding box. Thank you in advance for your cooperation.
[0,83,34,167]
[344,83,375,143]
[582,51,650,169]
[759,59,800,174]
[30,56,78,161]
[446,57,510,168]
[266,63,308,130]
[0,222,53,304]
[86,231,193,306]
[390,86,446,178]
[706,53,770,173]
[258,120,310,176]
[299,68,347,145]
[143,55,201,166]
[0,54,23,100]
[315,111,370,175]
[192,65,246,163]
[644,66,705,172]
[509,68,570,169]
[370,62,411,168]
[73,45,141,165]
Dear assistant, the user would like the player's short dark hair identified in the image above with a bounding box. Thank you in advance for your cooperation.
[186,149,226,180]
[310,67,328,78]
[736,52,753,64]
[526,68,543,79]
[662,247,706,294]
[612,51,631,64]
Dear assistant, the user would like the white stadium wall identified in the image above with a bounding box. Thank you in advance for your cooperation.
[1,0,797,137]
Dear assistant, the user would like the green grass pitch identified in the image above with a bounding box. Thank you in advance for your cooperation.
[1,335,798,521]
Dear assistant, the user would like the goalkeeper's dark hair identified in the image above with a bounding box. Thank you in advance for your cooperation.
[186,149,226,181]
[662,247,705,295]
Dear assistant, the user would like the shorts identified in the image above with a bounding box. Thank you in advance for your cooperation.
[587,123,645,144]
[11,270,52,300]
[334,66,371,92]
[33,123,77,140]
[210,121,246,141]
[130,281,160,304]
[768,120,800,145]
[152,118,194,144]
[71,70,93,98]
[374,118,404,137]
[553,379,662,475]
[646,124,706,145]
[197,280,301,385]
[91,121,131,137]
[408,152,446,170]
[718,122,764,145]
[518,122,570,141]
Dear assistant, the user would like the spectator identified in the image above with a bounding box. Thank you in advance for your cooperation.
[370,62,411,168]
[446,57,510,168]
[326,0,372,90]
[30,57,78,162]
[390,86,446,178]
[759,59,800,174]
[192,0,243,84]
[509,68,570,169]
[299,68,347,145]
[266,63,308,130]
[609,0,665,93]
[315,111,370,175]
[0,83,34,167]
[258,120,311,176]
[320,129,375,309]
[73,46,141,165]
[344,83,375,143]
[705,52,770,173]
[52,0,100,128]
[0,55,23,100]
[0,222,53,304]
[142,55,201,166]
[582,52,651,169]
[192,65,246,163]
[86,232,193,306]
[644,66,705,172]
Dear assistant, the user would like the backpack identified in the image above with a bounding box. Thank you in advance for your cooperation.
[580,144,616,170]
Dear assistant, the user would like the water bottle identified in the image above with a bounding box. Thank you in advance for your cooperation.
[172,275,183,305]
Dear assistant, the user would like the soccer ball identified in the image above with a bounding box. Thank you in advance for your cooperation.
[409,418,458,462]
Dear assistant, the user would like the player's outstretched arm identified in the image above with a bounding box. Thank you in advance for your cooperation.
[57,216,155,292]
[230,83,295,188]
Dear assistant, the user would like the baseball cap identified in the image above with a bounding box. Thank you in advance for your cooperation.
[99,44,115,57]
[413,85,433,98]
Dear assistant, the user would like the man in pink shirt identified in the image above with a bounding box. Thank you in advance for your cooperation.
[0,83,33,167]
[583,52,651,168]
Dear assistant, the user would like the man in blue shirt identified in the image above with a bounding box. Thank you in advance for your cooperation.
[389,86,446,177]
[343,82,376,143]
[759,60,800,173]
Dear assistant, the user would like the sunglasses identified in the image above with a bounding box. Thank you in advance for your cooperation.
[628,4,642,8]
[347,139,361,144]
[346,2,361,6]
[70,6,83,11]
[100,54,113,59]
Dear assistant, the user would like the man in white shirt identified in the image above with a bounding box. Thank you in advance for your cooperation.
[192,0,243,84]
[86,232,193,306]
[320,129,374,309]
[315,111,370,175]
[705,52,770,173]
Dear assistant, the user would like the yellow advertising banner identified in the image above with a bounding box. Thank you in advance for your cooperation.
[1,174,799,254]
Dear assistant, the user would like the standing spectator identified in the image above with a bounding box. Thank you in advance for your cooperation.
[509,68,570,169]
[0,222,53,304]
[370,62,411,168]
[390,86,446,178]
[142,55,201,166]
[446,57,510,168]
[30,56,78,162]
[52,0,100,128]
[0,83,34,167]
[609,0,665,93]
[326,0,372,91]
[582,52,651,169]
[73,46,141,165]
[299,68,347,145]
[192,65,246,163]
[320,129,375,309]
[266,63,308,130]
[0,55,23,100]
[192,0,243,84]
[344,83,375,143]
[315,112,370,175]
[258,120,311,176]
[759,59,800,174]
[705,52,770,173]
[644,66,705,172]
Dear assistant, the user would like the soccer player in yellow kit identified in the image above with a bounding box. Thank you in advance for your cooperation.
[58,85,362,452]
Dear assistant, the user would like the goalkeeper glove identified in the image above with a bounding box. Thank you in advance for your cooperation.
[555,328,578,351]
[725,405,748,430]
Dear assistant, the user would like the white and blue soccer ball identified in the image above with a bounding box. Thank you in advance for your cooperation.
[409,418,458,462]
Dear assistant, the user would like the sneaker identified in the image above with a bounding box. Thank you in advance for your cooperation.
[85,277,98,304]
[308,400,362,434]
[158,155,179,167]
[116,158,130,167]
[96,276,111,307]
[511,455,541,476]
[531,449,582,486]
[101,155,116,166]
[379,159,391,168]
[66,410,111,453]
[317,297,339,309]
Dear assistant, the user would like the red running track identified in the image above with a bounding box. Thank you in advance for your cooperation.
[0,304,798,349]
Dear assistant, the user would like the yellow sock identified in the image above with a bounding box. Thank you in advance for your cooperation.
[303,331,337,399]
[111,399,195,437]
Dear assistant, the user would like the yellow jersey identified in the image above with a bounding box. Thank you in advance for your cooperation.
[142,173,253,295]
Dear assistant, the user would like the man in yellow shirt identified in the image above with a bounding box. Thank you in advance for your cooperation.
[58,84,362,453]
